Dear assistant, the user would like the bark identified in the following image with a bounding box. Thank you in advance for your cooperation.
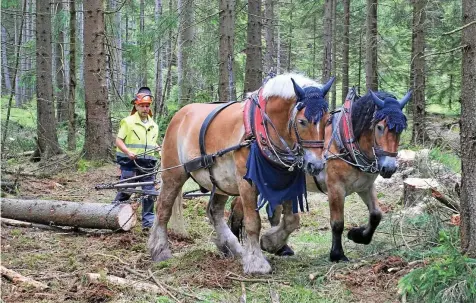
[331,0,337,109]
[1,266,49,290]
[244,0,262,93]
[15,10,21,106]
[286,3,292,72]
[342,0,350,104]
[365,0,378,91]
[1,198,137,231]
[460,0,476,257]
[2,26,12,94]
[219,0,236,102]
[83,0,112,161]
[411,0,427,145]
[35,0,62,159]
[322,0,332,86]
[68,0,77,151]
[154,0,164,122]
[263,0,275,75]
[139,0,147,86]
[177,0,194,105]
[55,0,67,123]
[77,0,84,94]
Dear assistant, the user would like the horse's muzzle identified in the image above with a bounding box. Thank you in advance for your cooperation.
[305,159,324,176]
[378,156,397,178]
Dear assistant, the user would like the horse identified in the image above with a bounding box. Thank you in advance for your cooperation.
[148,73,335,274]
[229,88,411,261]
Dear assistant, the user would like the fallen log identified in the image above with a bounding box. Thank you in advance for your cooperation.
[431,188,460,212]
[1,217,65,231]
[1,266,49,290]
[1,198,136,231]
[85,273,163,294]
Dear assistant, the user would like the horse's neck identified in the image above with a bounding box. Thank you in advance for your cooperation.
[265,98,294,146]
[357,128,375,159]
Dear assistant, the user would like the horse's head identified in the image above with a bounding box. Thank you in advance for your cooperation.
[261,74,334,175]
[290,77,334,175]
[370,90,411,178]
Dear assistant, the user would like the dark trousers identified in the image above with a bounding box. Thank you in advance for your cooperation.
[114,169,155,228]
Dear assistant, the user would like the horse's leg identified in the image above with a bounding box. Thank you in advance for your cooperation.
[148,171,188,261]
[207,194,244,257]
[328,185,349,262]
[348,185,382,245]
[229,196,244,240]
[239,181,272,274]
[260,201,299,256]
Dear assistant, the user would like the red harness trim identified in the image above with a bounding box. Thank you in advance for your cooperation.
[340,96,357,154]
[244,90,267,144]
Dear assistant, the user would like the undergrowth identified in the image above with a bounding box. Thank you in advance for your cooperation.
[398,228,476,303]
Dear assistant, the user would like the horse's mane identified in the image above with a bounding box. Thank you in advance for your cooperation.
[261,73,328,124]
[351,91,404,139]
[261,73,320,99]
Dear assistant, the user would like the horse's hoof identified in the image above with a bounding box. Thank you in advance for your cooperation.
[348,227,372,245]
[329,251,349,262]
[243,254,272,274]
[275,244,295,256]
[150,248,172,262]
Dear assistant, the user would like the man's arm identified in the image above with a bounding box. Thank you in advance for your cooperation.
[116,137,136,159]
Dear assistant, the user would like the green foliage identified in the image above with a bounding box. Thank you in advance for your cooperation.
[76,159,104,172]
[398,229,476,303]
[429,147,461,173]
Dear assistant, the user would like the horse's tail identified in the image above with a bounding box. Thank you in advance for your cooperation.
[228,196,245,242]
[167,187,189,237]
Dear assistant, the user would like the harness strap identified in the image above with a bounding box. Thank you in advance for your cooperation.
[312,175,326,194]
[198,101,237,195]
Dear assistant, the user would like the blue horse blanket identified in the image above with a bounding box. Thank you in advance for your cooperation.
[244,142,308,218]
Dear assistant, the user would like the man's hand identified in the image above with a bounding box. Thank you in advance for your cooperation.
[127,151,137,160]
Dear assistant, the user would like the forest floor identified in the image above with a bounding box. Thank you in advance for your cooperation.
[1,114,460,303]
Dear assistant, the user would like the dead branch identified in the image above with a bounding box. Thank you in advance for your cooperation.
[147,269,180,303]
[240,282,247,303]
[148,269,206,301]
[1,217,65,231]
[226,274,288,285]
[36,272,78,281]
[92,253,130,266]
[431,188,460,212]
[85,273,164,294]
[443,20,476,35]
[1,266,49,290]
[5,151,35,159]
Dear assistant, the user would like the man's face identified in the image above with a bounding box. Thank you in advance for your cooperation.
[135,103,151,119]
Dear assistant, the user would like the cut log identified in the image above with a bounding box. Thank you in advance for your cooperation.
[1,266,49,290]
[403,178,440,207]
[431,188,460,212]
[397,149,416,170]
[85,273,163,294]
[1,198,137,231]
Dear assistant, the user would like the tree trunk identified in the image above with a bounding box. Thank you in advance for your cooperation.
[77,0,84,97]
[154,0,163,122]
[177,0,194,105]
[1,26,12,95]
[68,0,77,151]
[286,2,292,72]
[331,0,337,109]
[55,0,67,123]
[263,0,275,75]
[342,0,350,104]
[410,0,427,145]
[322,0,332,87]
[365,0,378,91]
[1,198,137,231]
[460,0,476,257]
[83,0,112,161]
[35,0,62,160]
[244,0,262,93]
[219,0,236,102]
[139,0,147,86]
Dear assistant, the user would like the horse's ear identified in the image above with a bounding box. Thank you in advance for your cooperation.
[399,90,412,109]
[370,90,385,108]
[320,76,335,96]
[291,78,305,102]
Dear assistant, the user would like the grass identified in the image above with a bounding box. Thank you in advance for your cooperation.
[429,147,461,173]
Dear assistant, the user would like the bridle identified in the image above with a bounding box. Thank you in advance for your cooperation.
[254,95,324,171]
[372,123,399,158]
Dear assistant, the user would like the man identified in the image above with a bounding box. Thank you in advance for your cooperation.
[114,87,160,230]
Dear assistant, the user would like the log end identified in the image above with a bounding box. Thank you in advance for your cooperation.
[117,204,137,231]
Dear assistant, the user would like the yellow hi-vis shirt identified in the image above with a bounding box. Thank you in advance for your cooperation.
[116,112,159,163]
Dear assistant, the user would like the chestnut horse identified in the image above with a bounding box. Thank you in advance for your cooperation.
[148,74,335,274]
[230,88,411,261]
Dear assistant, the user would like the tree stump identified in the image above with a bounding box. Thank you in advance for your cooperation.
[403,178,440,207]
[1,198,136,231]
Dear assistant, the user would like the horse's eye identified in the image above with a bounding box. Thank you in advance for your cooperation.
[376,124,385,132]
[298,119,308,126]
